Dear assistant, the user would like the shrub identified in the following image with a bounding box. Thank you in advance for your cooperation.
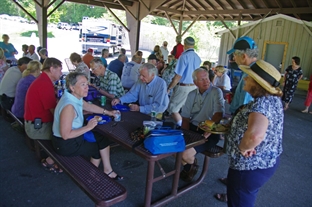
[20,30,54,38]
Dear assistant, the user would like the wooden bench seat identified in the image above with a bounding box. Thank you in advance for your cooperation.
[6,110,127,206]
[35,140,127,207]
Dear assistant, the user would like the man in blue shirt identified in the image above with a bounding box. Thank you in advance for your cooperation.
[167,36,201,127]
[121,55,142,89]
[227,36,258,114]
[111,63,169,115]
[107,54,126,79]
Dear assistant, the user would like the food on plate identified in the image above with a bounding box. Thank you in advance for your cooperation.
[215,124,227,132]
[94,115,103,122]
[204,120,216,130]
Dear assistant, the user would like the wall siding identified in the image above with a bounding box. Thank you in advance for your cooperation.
[218,18,312,78]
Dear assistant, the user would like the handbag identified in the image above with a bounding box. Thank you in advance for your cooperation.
[143,129,185,155]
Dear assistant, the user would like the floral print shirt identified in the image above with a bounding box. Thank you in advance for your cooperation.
[226,95,283,170]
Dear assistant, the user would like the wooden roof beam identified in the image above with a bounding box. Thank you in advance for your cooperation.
[70,0,123,10]
[248,0,258,9]
[104,3,130,32]
[215,0,233,19]
[115,0,137,20]
[274,0,283,8]
[164,11,179,35]
[92,0,133,6]
[307,0,312,7]
[160,7,312,14]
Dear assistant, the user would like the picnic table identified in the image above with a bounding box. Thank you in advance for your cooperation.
[94,104,208,207]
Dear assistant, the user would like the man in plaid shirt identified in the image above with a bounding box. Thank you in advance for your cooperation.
[90,57,125,99]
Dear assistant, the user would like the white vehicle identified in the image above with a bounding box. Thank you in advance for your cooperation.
[79,17,125,56]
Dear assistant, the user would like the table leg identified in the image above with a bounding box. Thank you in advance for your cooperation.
[144,160,155,207]
[171,152,182,195]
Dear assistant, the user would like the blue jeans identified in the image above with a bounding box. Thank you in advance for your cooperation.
[227,157,280,207]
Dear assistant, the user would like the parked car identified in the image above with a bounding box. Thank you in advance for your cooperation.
[70,23,79,30]
[0,14,10,20]
[57,22,71,30]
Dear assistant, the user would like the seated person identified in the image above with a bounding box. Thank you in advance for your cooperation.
[70,52,90,81]
[107,54,126,79]
[82,48,94,68]
[111,63,169,115]
[52,72,123,180]
[0,57,32,110]
[0,48,9,83]
[202,61,211,70]
[121,55,142,89]
[179,68,224,182]
[11,60,41,120]
[213,65,232,91]
[90,58,125,99]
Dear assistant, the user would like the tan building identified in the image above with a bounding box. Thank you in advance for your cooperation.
[216,14,312,78]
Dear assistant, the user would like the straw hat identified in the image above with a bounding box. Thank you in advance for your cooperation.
[239,60,282,94]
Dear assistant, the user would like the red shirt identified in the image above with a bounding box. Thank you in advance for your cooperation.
[24,72,57,122]
[82,53,94,68]
[171,43,184,59]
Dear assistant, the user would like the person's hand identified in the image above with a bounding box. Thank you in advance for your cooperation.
[203,131,211,139]
[239,147,256,157]
[111,98,120,106]
[87,117,98,130]
[106,110,118,118]
[167,89,170,94]
[129,104,139,111]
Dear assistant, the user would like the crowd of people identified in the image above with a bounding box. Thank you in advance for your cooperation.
[0,32,310,207]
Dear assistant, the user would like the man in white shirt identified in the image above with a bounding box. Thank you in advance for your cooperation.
[0,57,31,110]
[121,55,142,89]
[27,45,39,60]
[160,41,169,63]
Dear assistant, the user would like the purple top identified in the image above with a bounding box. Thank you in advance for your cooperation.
[11,75,36,118]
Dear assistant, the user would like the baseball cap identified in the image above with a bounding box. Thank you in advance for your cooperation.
[87,48,93,53]
[227,36,257,54]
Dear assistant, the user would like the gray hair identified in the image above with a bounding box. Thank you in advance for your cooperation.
[90,57,104,66]
[39,48,48,56]
[192,68,209,81]
[66,72,88,93]
[235,48,259,58]
[139,63,158,76]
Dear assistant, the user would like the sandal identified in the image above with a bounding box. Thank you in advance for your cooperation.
[214,193,227,202]
[218,177,227,185]
[41,159,63,174]
[107,170,124,180]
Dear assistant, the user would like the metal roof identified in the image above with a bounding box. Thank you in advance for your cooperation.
[66,0,312,21]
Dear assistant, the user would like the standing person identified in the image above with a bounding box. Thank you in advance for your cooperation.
[52,72,123,180]
[215,36,258,202]
[302,75,312,113]
[70,52,90,81]
[171,35,184,59]
[27,45,40,61]
[0,57,32,110]
[90,58,125,99]
[0,34,18,61]
[226,60,283,207]
[282,56,303,110]
[11,60,41,120]
[228,36,257,115]
[38,48,48,64]
[100,49,109,67]
[0,48,9,83]
[82,48,94,68]
[24,58,63,173]
[160,41,169,63]
[167,36,201,127]
[120,48,128,63]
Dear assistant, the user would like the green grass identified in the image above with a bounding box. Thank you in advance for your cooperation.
[20,30,55,38]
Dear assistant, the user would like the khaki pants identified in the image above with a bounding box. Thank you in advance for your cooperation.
[25,121,53,140]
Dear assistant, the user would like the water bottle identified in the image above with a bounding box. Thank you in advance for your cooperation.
[57,80,63,98]
[151,105,156,121]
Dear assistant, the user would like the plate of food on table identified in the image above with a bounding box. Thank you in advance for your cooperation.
[198,120,230,134]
